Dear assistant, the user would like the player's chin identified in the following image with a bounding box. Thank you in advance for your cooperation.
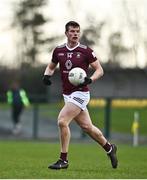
[72,38,78,42]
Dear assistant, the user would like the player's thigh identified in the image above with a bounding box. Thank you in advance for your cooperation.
[58,102,81,124]
[74,109,93,128]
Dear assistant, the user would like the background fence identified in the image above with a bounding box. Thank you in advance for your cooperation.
[0,98,147,145]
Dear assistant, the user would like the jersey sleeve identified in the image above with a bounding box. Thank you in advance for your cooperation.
[86,47,97,64]
[51,48,59,64]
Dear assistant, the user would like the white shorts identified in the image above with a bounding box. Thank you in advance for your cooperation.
[63,91,90,111]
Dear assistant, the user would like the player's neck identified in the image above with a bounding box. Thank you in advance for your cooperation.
[66,42,79,49]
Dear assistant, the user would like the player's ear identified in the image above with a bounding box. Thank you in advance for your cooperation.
[65,31,68,36]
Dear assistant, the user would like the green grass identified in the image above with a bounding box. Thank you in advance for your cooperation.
[0,141,147,179]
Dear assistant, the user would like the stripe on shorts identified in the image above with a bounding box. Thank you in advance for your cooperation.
[73,97,84,104]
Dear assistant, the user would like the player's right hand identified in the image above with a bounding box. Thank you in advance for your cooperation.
[42,75,52,86]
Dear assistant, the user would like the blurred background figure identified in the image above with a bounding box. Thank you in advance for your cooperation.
[6,81,30,135]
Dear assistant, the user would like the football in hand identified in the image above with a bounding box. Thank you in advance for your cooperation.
[68,67,86,86]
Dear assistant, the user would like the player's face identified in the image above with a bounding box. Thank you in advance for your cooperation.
[65,26,80,44]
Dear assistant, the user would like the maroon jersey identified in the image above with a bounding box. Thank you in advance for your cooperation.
[51,43,97,95]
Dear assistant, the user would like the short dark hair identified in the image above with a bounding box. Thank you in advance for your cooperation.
[65,21,80,32]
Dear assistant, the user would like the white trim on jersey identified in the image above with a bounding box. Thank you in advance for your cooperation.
[65,42,80,51]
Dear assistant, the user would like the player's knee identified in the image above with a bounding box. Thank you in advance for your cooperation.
[58,117,68,128]
[81,124,92,133]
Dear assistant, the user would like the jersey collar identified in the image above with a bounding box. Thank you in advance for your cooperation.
[66,42,80,51]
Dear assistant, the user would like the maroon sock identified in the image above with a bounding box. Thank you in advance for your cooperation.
[103,142,112,153]
[60,152,68,161]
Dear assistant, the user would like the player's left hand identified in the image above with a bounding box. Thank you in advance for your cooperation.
[78,77,92,87]
[42,75,52,86]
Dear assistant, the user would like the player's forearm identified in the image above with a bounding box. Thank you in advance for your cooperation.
[90,67,104,82]
[44,64,56,76]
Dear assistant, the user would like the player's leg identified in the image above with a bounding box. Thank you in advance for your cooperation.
[48,102,81,169]
[12,105,23,135]
[58,102,81,153]
[75,109,118,168]
[12,106,18,124]
[75,109,107,145]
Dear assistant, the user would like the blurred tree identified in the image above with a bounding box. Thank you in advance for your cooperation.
[121,0,147,68]
[66,0,104,47]
[107,32,130,67]
[80,22,105,47]
[12,0,58,67]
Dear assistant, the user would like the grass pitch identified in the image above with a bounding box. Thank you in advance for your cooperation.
[0,141,147,179]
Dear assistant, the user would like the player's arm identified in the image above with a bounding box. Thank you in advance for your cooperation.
[43,62,57,85]
[78,60,103,87]
[44,62,57,76]
[89,59,104,82]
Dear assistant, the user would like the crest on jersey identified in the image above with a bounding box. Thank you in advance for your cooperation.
[76,52,81,58]
[67,52,73,58]
[65,60,72,70]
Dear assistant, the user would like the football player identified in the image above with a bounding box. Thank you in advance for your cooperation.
[43,21,118,169]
